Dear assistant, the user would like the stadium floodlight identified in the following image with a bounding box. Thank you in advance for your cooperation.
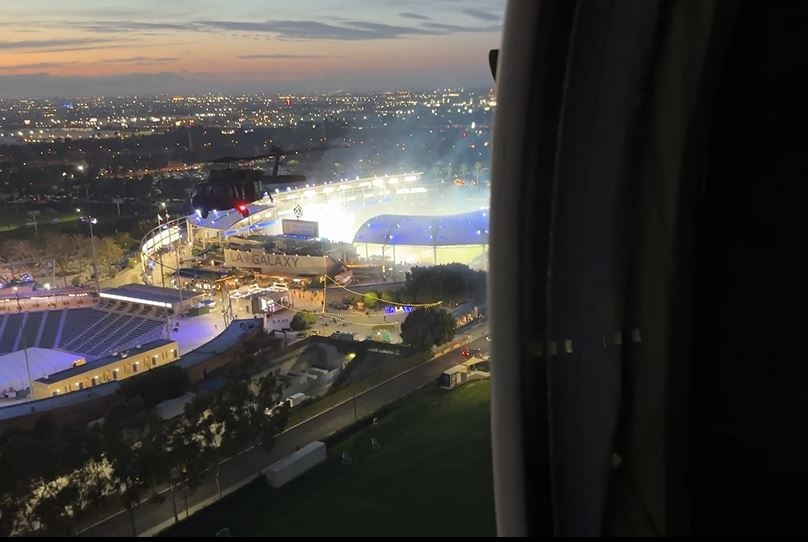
[372,178,384,188]
[404,175,417,182]
[388,177,399,184]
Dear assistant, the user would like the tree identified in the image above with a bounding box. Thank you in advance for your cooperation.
[44,233,84,287]
[118,364,190,409]
[402,263,487,304]
[113,232,137,251]
[401,307,456,352]
[290,311,316,330]
[0,239,38,262]
[131,218,158,240]
[96,237,124,277]
[362,291,380,309]
[103,401,164,537]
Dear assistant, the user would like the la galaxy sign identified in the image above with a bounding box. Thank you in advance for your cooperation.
[224,248,328,275]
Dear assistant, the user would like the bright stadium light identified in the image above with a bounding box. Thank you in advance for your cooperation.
[372,178,384,187]
[323,186,335,194]
[404,175,417,182]
[388,177,399,184]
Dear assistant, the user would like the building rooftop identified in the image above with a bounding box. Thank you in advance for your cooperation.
[36,339,176,384]
[100,283,201,307]
[186,203,273,231]
[0,348,86,394]
[178,318,261,369]
[353,210,490,247]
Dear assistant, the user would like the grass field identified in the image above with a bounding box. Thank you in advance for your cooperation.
[161,380,495,538]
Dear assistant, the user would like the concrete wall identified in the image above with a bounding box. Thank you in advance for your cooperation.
[265,441,327,488]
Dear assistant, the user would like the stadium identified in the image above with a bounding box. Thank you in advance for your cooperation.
[0,171,489,413]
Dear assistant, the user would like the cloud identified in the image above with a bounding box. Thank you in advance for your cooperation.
[0,60,82,71]
[0,56,178,73]
[105,56,179,63]
[237,53,333,59]
[196,19,438,40]
[421,22,501,33]
[462,8,501,22]
[72,21,192,33]
[0,38,119,51]
[400,12,430,21]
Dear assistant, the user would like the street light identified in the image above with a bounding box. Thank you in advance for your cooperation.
[12,287,35,399]
[81,215,100,293]
[28,210,40,234]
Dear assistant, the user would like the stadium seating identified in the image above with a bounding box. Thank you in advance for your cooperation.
[0,304,167,360]
[0,313,23,352]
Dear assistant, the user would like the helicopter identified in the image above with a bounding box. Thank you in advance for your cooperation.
[191,144,341,219]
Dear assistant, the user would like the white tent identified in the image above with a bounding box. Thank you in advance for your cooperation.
[0,348,86,395]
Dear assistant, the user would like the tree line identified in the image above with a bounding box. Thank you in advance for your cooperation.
[0,356,289,536]
[0,231,137,287]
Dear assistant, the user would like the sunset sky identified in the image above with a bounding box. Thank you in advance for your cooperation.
[0,0,504,97]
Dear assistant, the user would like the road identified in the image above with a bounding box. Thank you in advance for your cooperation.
[78,325,490,537]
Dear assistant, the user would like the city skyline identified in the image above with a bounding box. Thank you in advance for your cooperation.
[0,0,504,98]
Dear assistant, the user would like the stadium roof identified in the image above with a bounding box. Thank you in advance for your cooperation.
[353,210,489,246]
[100,283,202,308]
[36,339,175,384]
[186,203,273,231]
[0,348,86,393]
[0,286,94,301]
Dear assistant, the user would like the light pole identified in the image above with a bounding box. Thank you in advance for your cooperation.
[28,210,39,234]
[81,215,100,293]
[13,287,35,399]
[321,273,327,315]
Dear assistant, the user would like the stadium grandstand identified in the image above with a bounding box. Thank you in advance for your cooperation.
[0,286,96,313]
[0,304,167,358]
[186,202,278,250]
[0,283,214,396]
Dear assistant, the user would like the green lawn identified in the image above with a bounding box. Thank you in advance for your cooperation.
[161,380,496,537]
